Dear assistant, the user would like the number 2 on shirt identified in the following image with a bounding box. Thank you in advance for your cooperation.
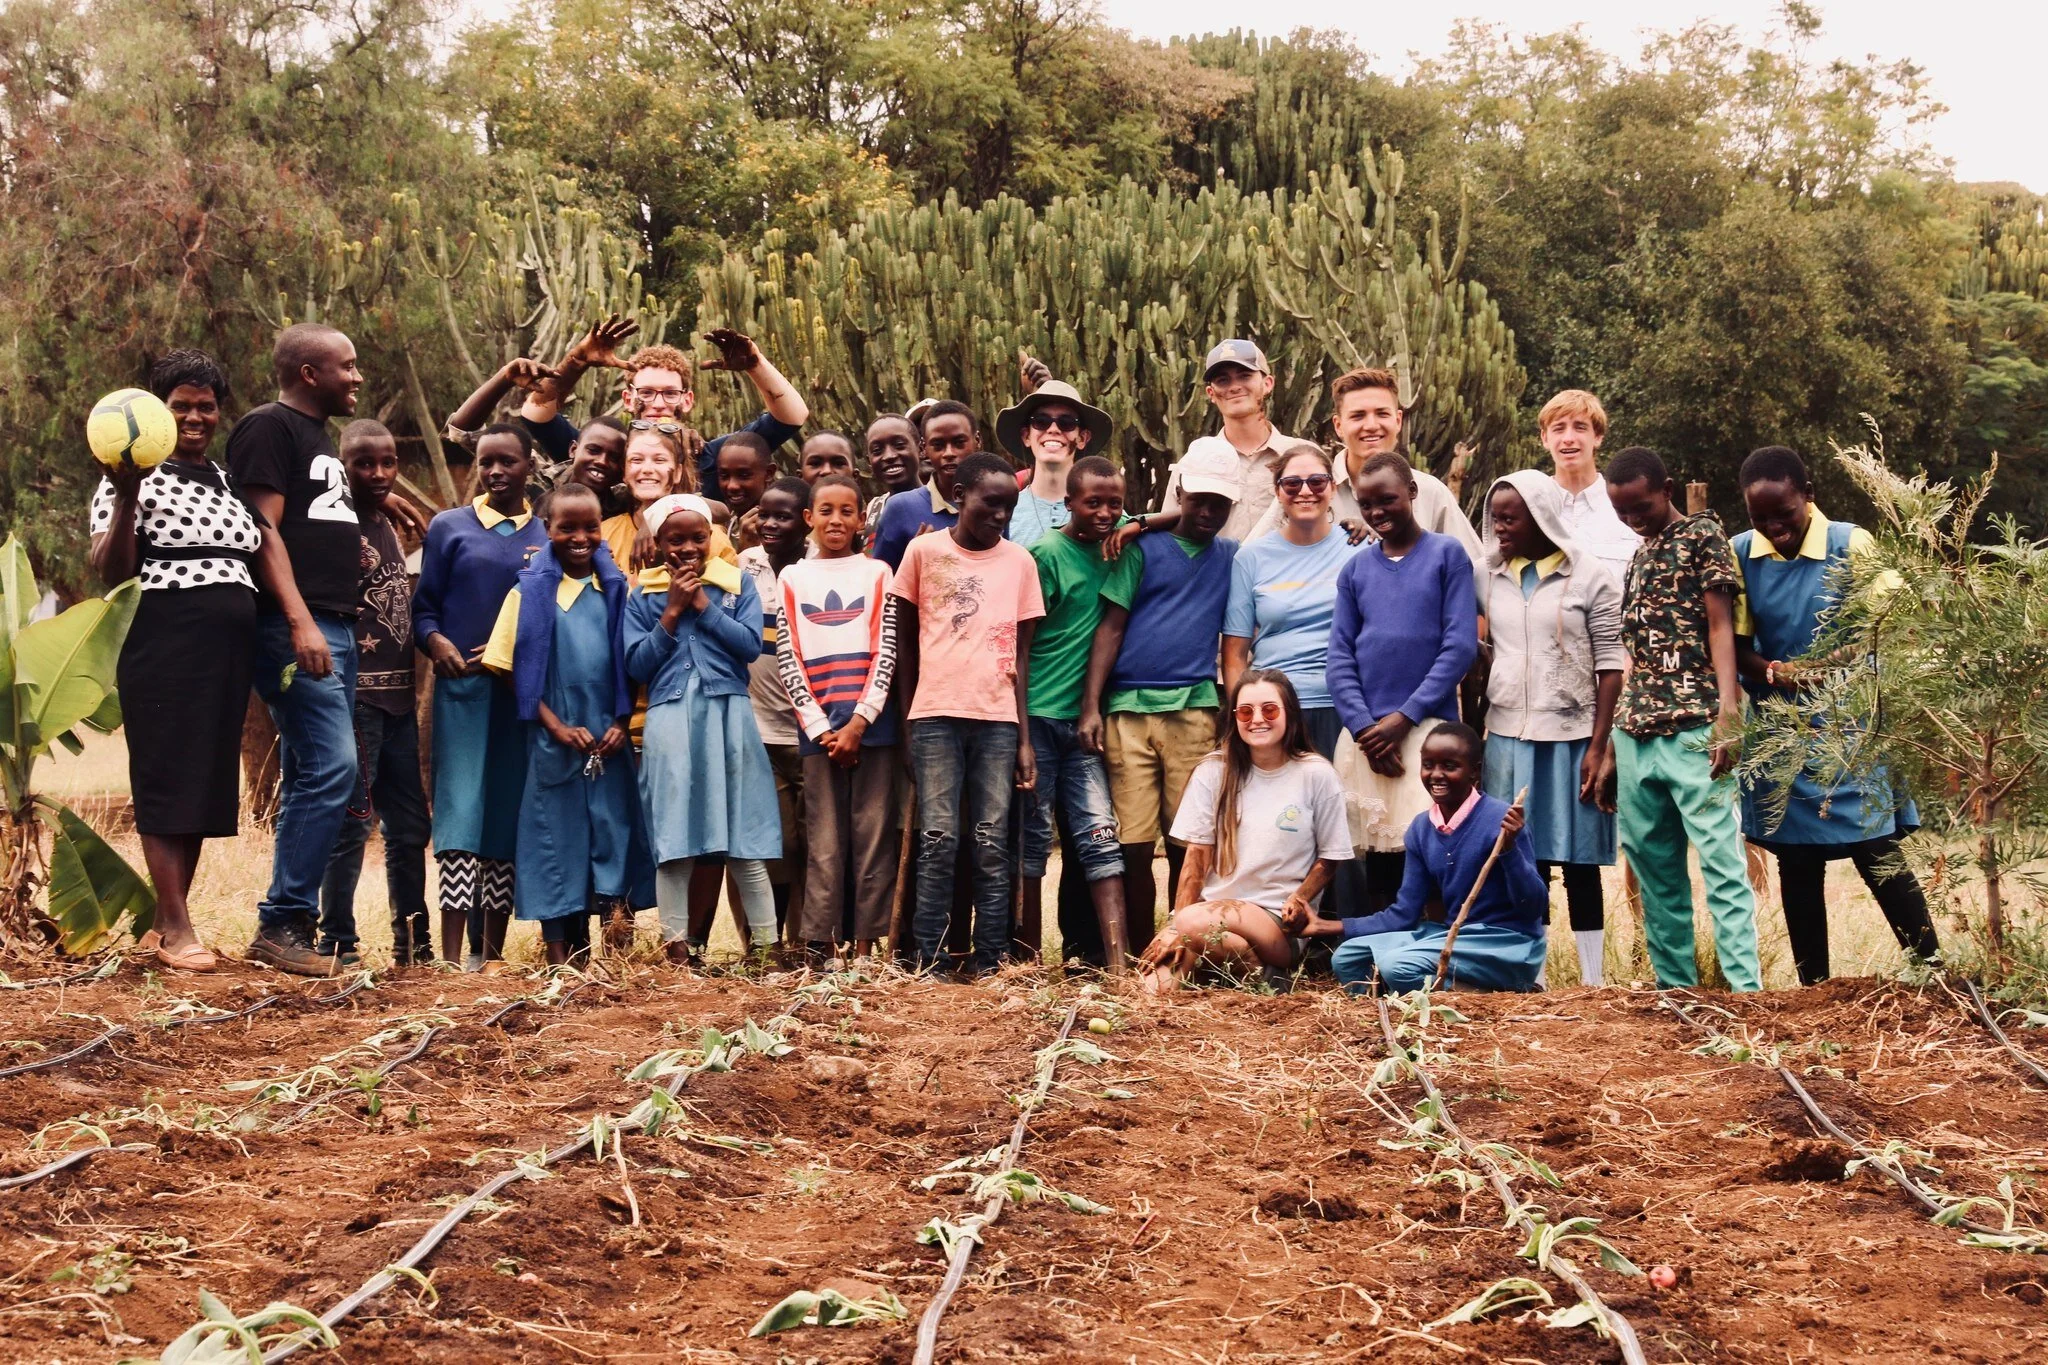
[306,453,359,524]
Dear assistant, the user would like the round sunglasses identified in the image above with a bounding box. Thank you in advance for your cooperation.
[1234,701,1284,723]
[1277,473,1333,495]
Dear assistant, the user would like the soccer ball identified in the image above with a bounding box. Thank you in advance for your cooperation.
[86,388,178,470]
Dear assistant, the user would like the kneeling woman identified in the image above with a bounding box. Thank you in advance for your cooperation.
[1135,671,1351,994]
[1299,723,1549,993]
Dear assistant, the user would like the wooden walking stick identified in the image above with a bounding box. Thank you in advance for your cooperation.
[1431,787,1528,989]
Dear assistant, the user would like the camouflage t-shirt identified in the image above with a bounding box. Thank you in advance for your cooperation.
[1617,513,1741,738]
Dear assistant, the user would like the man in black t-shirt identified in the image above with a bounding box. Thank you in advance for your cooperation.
[230,322,366,976]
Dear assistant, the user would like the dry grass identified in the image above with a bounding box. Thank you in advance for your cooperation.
[47,729,1948,984]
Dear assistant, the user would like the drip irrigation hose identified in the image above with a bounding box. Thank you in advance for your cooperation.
[1952,976,2048,1089]
[912,1001,1082,1365]
[262,1136,592,1364]
[1660,995,2005,1236]
[0,974,374,1084]
[1373,992,1649,1365]
[0,1143,153,1191]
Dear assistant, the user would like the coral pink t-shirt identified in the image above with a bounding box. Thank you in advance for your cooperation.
[888,532,1046,724]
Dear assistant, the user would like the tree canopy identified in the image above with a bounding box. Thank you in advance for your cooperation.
[2,0,2038,592]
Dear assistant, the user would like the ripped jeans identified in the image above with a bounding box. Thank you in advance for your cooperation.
[907,717,1018,973]
[1022,717,1122,882]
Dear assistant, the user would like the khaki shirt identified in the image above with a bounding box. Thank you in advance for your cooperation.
[1159,425,1321,544]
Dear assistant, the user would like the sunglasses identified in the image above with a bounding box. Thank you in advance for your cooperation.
[1028,411,1082,434]
[1278,474,1333,495]
[1234,701,1284,723]
[630,420,686,434]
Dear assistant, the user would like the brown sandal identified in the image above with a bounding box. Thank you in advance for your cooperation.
[138,930,219,973]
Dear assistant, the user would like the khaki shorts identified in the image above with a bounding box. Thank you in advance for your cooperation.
[1105,708,1220,847]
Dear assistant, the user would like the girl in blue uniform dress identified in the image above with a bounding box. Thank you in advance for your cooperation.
[1732,446,1940,984]
[625,494,782,963]
[412,425,550,966]
[481,483,649,965]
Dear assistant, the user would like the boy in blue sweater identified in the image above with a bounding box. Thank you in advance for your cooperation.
[1298,723,1549,993]
[1080,437,1242,931]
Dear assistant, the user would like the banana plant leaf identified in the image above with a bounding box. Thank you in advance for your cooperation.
[37,796,154,951]
[0,536,34,641]
[6,577,139,753]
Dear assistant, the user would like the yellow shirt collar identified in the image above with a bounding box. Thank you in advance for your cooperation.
[555,574,598,609]
[636,558,743,596]
[473,495,532,531]
[1507,550,1568,580]
[1748,507,1830,560]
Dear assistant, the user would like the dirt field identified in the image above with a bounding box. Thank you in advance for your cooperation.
[3,961,2045,1363]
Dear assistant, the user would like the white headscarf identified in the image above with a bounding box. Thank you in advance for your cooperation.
[641,493,713,538]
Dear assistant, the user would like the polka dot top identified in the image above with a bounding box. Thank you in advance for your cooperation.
[88,461,264,592]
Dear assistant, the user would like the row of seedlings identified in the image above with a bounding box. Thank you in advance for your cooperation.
[1367,989,1652,1362]
[1661,994,2048,1254]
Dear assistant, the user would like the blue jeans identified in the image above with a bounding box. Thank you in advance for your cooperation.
[251,613,359,941]
[1022,717,1122,882]
[320,703,430,956]
[908,717,1018,972]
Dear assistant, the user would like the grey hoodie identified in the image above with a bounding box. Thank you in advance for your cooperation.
[1481,470,1626,743]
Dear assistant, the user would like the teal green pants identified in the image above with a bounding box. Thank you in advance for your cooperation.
[1614,727,1760,992]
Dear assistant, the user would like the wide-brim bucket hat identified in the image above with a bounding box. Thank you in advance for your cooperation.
[995,380,1113,462]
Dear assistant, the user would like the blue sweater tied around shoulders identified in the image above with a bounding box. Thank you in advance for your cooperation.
[510,543,632,723]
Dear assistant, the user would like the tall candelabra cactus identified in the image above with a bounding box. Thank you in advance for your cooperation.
[1255,148,1524,485]
[696,169,1519,503]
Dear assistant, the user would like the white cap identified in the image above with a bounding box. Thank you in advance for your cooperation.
[1175,436,1243,503]
[642,493,713,537]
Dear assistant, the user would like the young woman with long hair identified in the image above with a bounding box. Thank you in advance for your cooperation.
[1135,670,1352,994]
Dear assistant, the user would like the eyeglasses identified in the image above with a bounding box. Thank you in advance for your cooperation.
[1028,412,1082,433]
[630,420,685,434]
[1277,474,1333,495]
[631,387,688,403]
[1234,701,1283,723]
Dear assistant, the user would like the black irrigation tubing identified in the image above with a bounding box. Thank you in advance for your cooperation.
[1659,995,2006,1237]
[262,1135,593,1365]
[0,974,375,1084]
[1373,992,1650,1365]
[0,1142,153,1191]
[1952,976,2048,1090]
[272,981,602,1130]
[913,1000,1082,1365]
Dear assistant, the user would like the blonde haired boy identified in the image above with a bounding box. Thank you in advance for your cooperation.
[1539,389,1639,576]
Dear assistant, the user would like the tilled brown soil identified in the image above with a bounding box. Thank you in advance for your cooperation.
[1,964,2044,1362]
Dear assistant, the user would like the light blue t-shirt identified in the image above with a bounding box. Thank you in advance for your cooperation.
[1007,489,1069,548]
[1222,528,1362,708]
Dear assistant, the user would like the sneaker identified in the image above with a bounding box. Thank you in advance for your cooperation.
[315,940,362,971]
[248,928,341,978]
[463,951,484,973]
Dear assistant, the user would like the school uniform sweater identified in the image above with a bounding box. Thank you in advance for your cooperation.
[412,503,548,654]
[1107,531,1237,692]
[1338,793,1548,941]
[1326,530,1478,735]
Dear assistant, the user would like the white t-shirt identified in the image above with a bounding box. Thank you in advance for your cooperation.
[1554,476,1640,578]
[1169,754,1352,913]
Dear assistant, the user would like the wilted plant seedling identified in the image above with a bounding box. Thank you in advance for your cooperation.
[129,1290,336,1365]
[1517,1213,1642,1276]
[749,1287,907,1336]
[1427,1276,1554,1328]
[1936,1176,2048,1253]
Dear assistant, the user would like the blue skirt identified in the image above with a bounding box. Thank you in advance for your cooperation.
[431,673,525,861]
[1331,922,1547,994]
[638,680,782,864]
[1484,734,1615,867]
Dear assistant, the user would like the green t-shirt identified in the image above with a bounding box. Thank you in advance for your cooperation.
[1027,529,1114,719]
[1099,535,1221,715]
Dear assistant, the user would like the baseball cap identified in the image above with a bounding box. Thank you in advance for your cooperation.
[1175,436,1243,503]
[1203,339,1271,381]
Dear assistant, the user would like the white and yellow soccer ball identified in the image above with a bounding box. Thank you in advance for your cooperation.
[86,387,179,470]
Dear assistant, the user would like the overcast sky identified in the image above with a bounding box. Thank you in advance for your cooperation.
[1104,0,2044,189]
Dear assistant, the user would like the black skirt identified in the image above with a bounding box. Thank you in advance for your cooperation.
[118,584,258,837]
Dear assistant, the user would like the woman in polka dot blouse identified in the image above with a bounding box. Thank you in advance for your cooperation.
[88,349,267,972]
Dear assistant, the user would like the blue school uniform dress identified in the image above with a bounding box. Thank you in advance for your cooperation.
[482,545,649,922]
[1733,517,1918,850]
[625,560,782,865]
[1330,792,1550,993]
[412,500,548,861]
